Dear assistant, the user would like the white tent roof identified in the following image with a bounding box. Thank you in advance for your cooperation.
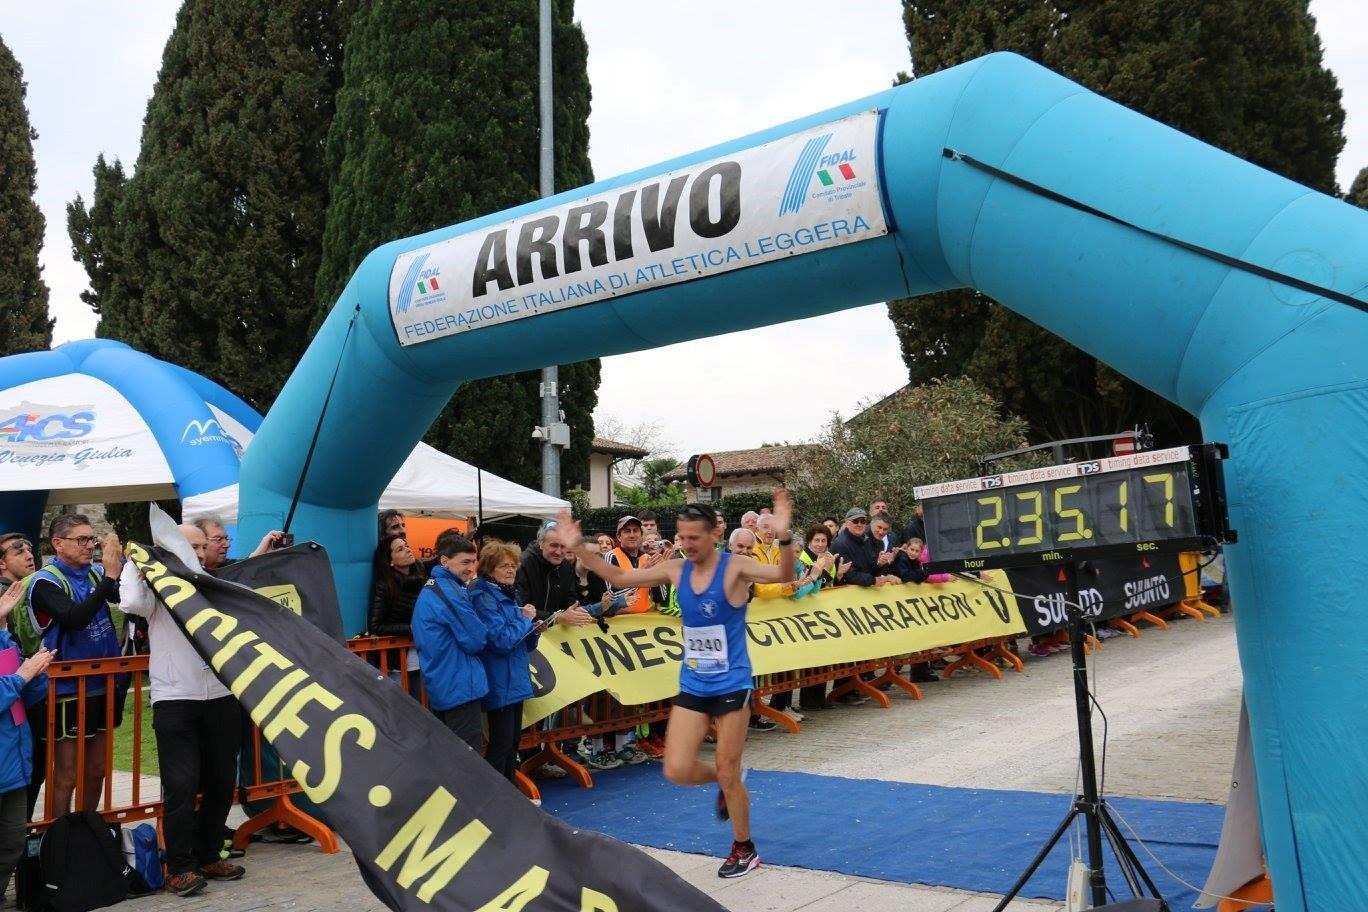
[183,441,569,524]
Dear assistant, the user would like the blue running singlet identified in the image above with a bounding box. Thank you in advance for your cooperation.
[677,551,752,697]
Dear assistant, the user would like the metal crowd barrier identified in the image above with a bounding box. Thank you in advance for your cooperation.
[31,654,159,831]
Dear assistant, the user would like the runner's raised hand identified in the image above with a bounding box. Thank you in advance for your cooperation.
[770,488,793,538]
[554,509,583,551]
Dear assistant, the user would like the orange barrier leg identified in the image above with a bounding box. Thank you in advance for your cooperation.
[1187,595,1222,618]
[1110,618,1140,638]
[1130,610,1169,630]
[868,663,923,699]
[826,674,891,707]
[982,642,1024,673]
[943,650,1003,681]
[233,794,338,854]
[1161,601,1205,622]
[1082,633,1101,655]
[753,699,800,733]
[519,740,593,789]
[513,770,541,804]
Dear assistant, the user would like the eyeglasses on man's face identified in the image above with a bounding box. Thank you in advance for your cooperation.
[56,535,99,547]
[3,540,32,555]
[207,535,231,545]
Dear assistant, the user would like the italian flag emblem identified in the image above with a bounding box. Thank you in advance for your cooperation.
[816,163,856,186]
[417,277,440,294]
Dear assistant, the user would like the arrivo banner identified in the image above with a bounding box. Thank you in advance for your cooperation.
[388,111,889,345]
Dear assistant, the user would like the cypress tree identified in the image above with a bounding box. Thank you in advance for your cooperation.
[66,0,352,412]
[316,0,599,491]
[890,0,1346,445]
[0,37,52,356]
[66,155,127,321]
[1349,167,1368,210]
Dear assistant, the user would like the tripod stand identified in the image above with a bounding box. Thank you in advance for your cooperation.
[991,562,1167,911]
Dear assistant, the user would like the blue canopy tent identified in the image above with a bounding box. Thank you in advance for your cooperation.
[0,339,258,541]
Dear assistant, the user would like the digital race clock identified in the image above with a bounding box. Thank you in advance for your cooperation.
[914,444,1234,573]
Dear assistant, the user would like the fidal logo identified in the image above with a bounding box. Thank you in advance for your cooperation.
[813,149,859,187]
[393,253,446,314]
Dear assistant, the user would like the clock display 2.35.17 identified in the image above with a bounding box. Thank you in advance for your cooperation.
[915,447,1204,571]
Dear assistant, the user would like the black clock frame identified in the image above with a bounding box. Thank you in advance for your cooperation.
[915,443,1234,574]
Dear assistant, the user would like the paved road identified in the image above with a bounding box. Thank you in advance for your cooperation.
[132,615,1242,911]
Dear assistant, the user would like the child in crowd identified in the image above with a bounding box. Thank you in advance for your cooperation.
[904,537,954,583]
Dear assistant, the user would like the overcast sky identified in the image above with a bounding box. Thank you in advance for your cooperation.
[5,0,1366,458]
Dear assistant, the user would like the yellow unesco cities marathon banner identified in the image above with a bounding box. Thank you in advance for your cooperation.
[523,572,1023,725]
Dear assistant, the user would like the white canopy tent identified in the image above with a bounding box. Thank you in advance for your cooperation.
[182,441,569,524]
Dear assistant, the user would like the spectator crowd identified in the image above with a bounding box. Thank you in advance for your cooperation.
[366,499,968,773]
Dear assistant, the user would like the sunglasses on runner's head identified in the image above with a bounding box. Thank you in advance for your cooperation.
[679,505,715,524]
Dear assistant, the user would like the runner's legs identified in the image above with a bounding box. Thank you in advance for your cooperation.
[662,704,714,786]
[712,704,751,842]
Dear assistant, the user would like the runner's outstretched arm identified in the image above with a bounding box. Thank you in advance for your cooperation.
[555,511,677,589]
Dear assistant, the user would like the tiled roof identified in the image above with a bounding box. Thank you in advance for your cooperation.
[660,445,810,482]
[591,436,651,458]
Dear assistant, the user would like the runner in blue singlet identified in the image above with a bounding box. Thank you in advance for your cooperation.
[562,491,797,879]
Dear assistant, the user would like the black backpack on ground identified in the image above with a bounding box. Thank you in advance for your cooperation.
[15,832,44,910]
[36,811,132,912]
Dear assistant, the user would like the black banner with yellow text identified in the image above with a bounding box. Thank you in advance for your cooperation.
[126,543,726,912]
[1006,553,1185,636]
[214,542,345,642]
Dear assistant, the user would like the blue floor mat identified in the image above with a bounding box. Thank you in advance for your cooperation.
[539,764,1223,909]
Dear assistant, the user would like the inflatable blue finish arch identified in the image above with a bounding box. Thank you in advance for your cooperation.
[241,53,1368,907]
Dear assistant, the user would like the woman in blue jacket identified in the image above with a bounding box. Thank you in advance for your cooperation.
[0,584,53,896]
[470,542,538,782]
[410,535,489,754]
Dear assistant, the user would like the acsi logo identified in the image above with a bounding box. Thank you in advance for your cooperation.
[0,410,95,443]
[699,599,719,619]
[778,132,833,217]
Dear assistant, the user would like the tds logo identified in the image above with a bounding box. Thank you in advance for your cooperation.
[0,411,95,443]
[1078,461,1102,475]
[983,476,1004,488]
